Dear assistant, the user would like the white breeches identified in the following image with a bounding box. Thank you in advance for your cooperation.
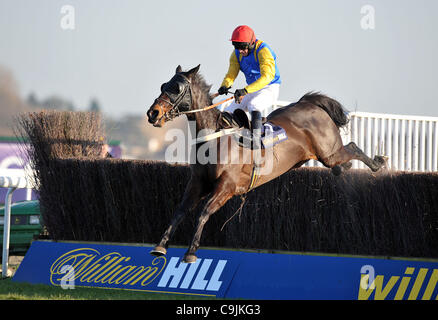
[224,84,280,116]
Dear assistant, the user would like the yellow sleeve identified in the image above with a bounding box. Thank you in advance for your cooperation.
[244,47,276,94]
[221,51,240,88]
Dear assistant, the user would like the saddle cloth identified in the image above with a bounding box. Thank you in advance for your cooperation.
[221,110,288,149]
[260,122,288,149]
[232,121,288,150]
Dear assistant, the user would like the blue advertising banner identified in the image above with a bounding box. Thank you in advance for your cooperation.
[226,252,438,300]
[13,240,438,300]
[13,241,239,298]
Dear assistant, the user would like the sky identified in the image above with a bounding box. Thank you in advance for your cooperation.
[1,0,437,118]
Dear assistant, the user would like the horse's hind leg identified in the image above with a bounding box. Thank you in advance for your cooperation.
[322,142,387,174]
[344,142,387,171]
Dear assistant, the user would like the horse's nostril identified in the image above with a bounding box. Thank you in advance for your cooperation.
[148,109,159,123]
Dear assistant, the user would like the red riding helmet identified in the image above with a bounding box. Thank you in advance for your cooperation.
[230,25,256,50]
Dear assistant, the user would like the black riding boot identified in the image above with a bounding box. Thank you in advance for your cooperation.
[251,110,262,150]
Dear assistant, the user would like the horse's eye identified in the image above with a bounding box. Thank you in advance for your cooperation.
[168,82,180,94]
[178,82,185,93]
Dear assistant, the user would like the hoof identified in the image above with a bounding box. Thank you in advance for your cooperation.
[182,254,197,264]
[374,155,389,170]
[331,165,343,176]
[149,246,167,257]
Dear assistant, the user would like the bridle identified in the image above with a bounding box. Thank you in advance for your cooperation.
[154,73,193,122]
[154,73,234,122]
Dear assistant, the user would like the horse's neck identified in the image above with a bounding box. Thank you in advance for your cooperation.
[193,109,221,133]
[189,89,220,134]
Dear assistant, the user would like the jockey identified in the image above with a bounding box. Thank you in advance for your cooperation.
[218,25,281,148]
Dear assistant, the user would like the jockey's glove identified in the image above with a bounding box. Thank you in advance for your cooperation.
[218,86,231,95]
[234,88,248,103]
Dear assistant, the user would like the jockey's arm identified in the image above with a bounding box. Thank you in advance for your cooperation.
[221,51,240,88]
[244,47,276,94]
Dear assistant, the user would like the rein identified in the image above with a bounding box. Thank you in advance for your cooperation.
[157,77,235,121]
[180,95,234,115]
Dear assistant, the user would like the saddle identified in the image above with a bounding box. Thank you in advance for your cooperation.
[220,110,288,150]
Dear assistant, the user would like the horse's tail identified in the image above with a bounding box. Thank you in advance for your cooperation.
[298,91,349,128]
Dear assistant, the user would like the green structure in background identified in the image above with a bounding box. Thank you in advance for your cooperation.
[0,200,42,255]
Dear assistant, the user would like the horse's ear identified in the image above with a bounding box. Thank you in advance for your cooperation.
[176,65,182,73]
[187,64,200,76]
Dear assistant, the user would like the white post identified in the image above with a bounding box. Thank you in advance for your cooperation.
[413,120,419,171]
[380,117,386,158]
[400,120,406,171]
[407,120,413,171]
[386,119,392,169]
[420,121,426,172]
[427,121,432,171]
[372,117,379,158]
[393,119,399,170]
[353,115,359,169]
[25,188,32,201]
[2,187,16,278]
[366,117,372,159]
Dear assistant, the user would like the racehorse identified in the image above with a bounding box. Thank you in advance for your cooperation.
[146,65,387,263]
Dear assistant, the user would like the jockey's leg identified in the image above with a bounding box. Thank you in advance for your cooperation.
[223,100,243,114]
[246,84,280,150]
[251,110,262,150]
[222,101,248,128]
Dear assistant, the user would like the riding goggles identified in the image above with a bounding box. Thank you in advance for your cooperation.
[232,41,250,50]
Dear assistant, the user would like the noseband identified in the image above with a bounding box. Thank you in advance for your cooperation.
[155,74,192,121]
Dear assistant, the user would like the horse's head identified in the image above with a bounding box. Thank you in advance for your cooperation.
[147,64,200,127]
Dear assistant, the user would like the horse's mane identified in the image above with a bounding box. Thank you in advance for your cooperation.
[192,73,213,106]
[187,72,221,130]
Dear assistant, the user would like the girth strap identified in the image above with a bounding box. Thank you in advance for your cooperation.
[248,163,261,192]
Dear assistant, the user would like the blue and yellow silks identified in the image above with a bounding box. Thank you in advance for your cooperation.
[221,39,281,94]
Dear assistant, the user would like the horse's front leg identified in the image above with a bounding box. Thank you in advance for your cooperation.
[183,175,235,263]
[150,177,204,257]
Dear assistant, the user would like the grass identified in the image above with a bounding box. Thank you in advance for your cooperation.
[0,256,212,300]
[0,277,213,300]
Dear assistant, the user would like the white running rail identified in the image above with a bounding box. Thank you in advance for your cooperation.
[342,112,438,172]
[1,175,33,278]
[297,109,438,172]
[220,99,438,172]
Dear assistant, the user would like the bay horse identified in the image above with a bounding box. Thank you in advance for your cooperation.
[146,64,386,263]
